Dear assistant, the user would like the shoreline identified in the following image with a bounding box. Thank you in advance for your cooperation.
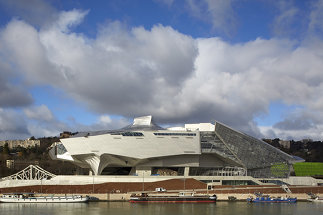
[0,191,317,202]
[1,178,322,202]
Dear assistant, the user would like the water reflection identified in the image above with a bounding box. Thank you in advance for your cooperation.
[0,203,90,215]
[0,201,323,215]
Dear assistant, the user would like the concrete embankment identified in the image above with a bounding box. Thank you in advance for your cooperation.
[1,178,322,202]
[40,193,310,202]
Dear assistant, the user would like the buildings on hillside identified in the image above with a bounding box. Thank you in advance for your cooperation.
[0,139,40,149]
[49,116,302,182]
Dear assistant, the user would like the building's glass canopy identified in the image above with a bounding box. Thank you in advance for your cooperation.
[199,122,301,178]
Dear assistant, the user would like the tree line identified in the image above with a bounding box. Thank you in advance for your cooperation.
[0,137,79,178]
[263,138,323,162]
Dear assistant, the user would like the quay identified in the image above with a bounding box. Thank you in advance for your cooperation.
[0,191,315,202]
[0,177,322,202]
[54,192,312,202]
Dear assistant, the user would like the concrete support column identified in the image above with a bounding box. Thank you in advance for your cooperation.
[129,167,137,175]
[184,167,189,177]
[136,166,151,192]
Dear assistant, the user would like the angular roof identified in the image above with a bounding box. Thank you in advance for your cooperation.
[121,115,164,131]
[71,115,164,138]
[213,121,298,169]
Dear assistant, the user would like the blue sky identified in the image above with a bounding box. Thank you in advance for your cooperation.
[0,0,323,140]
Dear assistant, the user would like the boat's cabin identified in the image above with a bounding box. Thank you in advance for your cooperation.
[179,192,195,197]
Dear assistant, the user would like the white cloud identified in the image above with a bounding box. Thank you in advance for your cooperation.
[1,8,323,140]
[0,77,33,108]
[98,115,112,125]
[272,0,300,37]
[96,116,130,130]
[260,124,323,141]
[308,0,323,36]
[70,115,130,133]
[56,9,89,33]
[155,0,174,7]
[185,0,236,35]
[0,106,67,140]
[1,19,60,85]
[24,105,54,122]
[0,0,58,27]
[21,105,68,138]
[0,108,30,140]
[38,19,198,117]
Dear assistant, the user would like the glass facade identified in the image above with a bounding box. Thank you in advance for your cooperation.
[189,167,247,176]
[154,133,196,136]
[55,143,67,155]
[222,180,258,185]
[199,122,298,178]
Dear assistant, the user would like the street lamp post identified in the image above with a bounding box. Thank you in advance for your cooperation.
[142,171,145,192]
[92,172,95,193]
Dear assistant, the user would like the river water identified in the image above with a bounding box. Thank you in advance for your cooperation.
[1,202,323,215]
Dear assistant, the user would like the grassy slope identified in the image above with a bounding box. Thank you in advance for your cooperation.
[293,162,323,176]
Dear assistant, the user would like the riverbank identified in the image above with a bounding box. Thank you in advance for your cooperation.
[22,192,313,202]
[1,178,322,202]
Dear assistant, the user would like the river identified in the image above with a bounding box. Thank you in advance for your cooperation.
[0,201,323,215]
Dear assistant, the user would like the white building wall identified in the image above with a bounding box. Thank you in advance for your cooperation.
[59,131,201,175]
[60,131,201,159]
[185,123,215,131]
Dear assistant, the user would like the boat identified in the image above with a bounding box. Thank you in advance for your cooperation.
[228,196,237,201]
[307,193,323,203]
[0,193,89,203]
[308,196,323,203]
[129,192,217,203]
[247,194,297,203]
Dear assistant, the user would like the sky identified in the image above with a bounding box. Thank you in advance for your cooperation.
[0,0,323,141]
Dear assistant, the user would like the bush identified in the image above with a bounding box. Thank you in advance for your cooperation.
[271,163,289,177]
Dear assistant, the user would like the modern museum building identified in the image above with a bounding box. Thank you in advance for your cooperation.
[49,116,304,185]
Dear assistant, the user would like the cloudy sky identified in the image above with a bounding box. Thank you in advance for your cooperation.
[0,0,323,140]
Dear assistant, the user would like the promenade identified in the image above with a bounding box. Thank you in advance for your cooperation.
[0,178,322,201]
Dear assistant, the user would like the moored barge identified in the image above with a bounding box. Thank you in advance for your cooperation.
[129,192,217,203]
[0,193,89,203]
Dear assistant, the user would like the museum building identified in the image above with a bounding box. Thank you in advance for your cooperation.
[49,116,301,179]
